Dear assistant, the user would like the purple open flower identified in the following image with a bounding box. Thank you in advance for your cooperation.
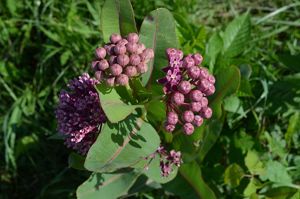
[55,73,106,155]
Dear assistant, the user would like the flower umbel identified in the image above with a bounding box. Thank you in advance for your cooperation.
[158,48,216,135]
[55,73,106,155]
[92,33,154,86]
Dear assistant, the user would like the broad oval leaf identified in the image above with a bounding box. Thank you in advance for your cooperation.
[76,172,139,199]
[84,116,160,172]
[224,163,244,187]
[139,8,179,86]
[223,13,251,57]
[101,0,137,42]
[96,84,143,123]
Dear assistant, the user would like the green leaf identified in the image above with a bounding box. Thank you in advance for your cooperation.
[224,163,244,187]
[210,65,241,119]
[143,154,178,184]
[68,153,85,170]
[285,112,300,148]
[101,0,137,42]
[84,116,160,172]
[245,150,265,175]
[243,178,259,197]
[139,8,179,86]
[76,172,139,199]
[260,161,292,185]
[205,32,223,72]
[60,50,71,65]
[290,191,300,199]
[179,162,216,199]
[96,84,142,123]
[223,96,245,115]
[278,53,300,72]
[263,187,297,199]
[223,13,251,57]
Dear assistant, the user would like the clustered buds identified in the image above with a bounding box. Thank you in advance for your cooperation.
[158,48,216,135]
[157,146,182,177]
[92,33,154,86]
[55,73,106,155]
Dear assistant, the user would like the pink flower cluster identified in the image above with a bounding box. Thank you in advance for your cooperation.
[157,146,182,177]
[92,33,154,86]
[55,73,106,155]
[158,48,216,135]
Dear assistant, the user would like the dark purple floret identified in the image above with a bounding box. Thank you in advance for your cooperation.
[55,73,106,155]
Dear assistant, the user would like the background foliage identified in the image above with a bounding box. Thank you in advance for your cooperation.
[1,0,300,198]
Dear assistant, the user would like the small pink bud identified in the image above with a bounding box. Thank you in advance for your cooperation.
[178,81,192,94]
[118,39,128,46]
[104,44,115,55]
[189,90,203,102]
[114,44,126,55]
[124,66,137,77]
[205,84,215,96]
[129,54,141,65]
[200,97,208,107]
[109,56,117,65]
[198,79,210,92]
[182,110,194,123]
[183,123,194,135]
[140,48,154,63]
[136,62,148,74]
[136,43,146,54]
[95,71,102,81]
[172,92,184,105]
[116,74,129,86]
[127,33,139,43]
[110,33,122,44]
[182,55,195,68]
[117,54,130,66]
[207,74,216,84]
[167,112,178,125]
[98,59,109,71]
[193,53,203,65]
[126,42,138,53]
[106,77,115,87]
[110,64,123,76]
[193,115,203,127]
[190,102,202,112]
[95,47,106,59]
[188,66,201,79]
[165,123,175,132]
[199,67,209,79]
[202,107,212,119]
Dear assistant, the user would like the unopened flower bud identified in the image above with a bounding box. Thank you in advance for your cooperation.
[193,53,203,65]
[190,102,202,112]
[136,43,146,54]
[200,97,208,107]
[117,54,130,66]
[116,74,129,86]
[193,115,203,127]
[98,59,109,71]
[188,66,200,79]
[183,123,194,135]
[136,62,148,74]
[129,54,141,65]
[95,71,103,81]
[109,56,117,65]
[110,64,123,76]
[182,110,194,123]
[140,48,154,63]
[190,90,203,102]
[207,74,216,84]
[95,47,106,59]
[202,107,212,119]
[198,79,210,92]
[126,42,138,53]
[205,84,215,96]
[104,44,115,55]
[172,92,184,105]
[167,112,178,125]
[165,123,175,132]
[124,66,137,77]
[106,77,115,87]
[114,44,126,55]
[110,33,122,44]
[118,39,128,46]
[199,67,209,79]
[182,55,195,68]
[127,33,139,43]
[178,81,192,94]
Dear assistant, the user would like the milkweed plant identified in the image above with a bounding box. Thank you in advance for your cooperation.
[55,1,244,198]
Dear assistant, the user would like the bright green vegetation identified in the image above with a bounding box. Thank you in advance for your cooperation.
[1,0,300,198]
